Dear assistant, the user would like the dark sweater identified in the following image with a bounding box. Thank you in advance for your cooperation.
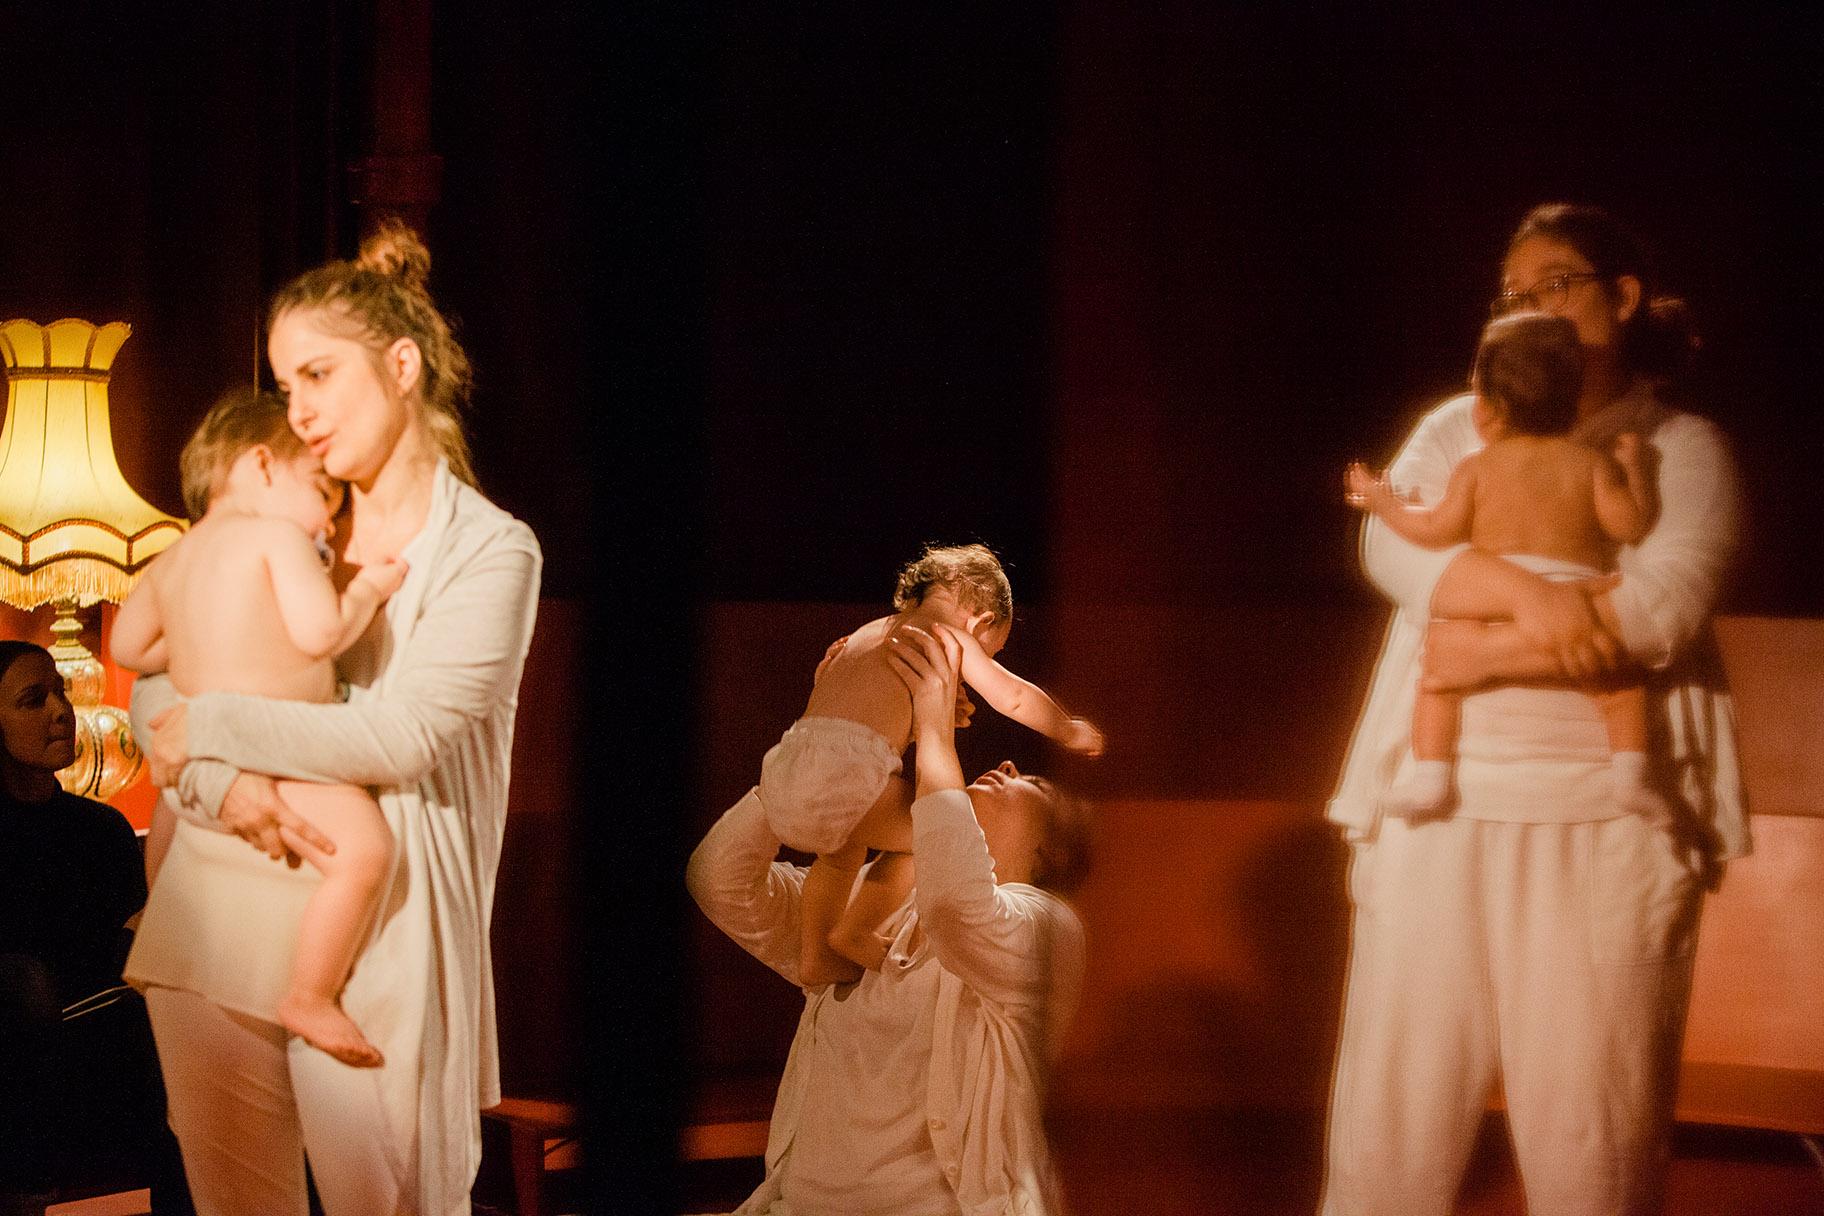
[0,788,145,1007]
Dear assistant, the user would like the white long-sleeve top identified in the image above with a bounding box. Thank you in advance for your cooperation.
[687,786,1085,1216]
[124,461,542,1216]
[1328,388,1750,858]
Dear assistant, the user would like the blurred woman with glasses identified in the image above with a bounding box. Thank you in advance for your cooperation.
[1320,203,1747,1216]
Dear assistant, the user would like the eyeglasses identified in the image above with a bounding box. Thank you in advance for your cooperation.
[1489,272,1605,318]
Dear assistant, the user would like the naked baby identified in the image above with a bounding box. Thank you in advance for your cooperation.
[112,387,406,1066]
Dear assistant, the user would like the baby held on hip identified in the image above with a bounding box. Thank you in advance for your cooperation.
[1347,421,1663,821]
[111,433,408,1068]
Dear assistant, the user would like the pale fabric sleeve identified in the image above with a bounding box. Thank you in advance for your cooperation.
[910,788,1075,1008]
[1360,396,1476,618]
[1610,414,1742,670]
[178,539,538,787]
[685,789,808,986]
[129,675,238,822]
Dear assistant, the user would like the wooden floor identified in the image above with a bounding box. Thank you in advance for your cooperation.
[1049,1107,1824,1216]
[48,1111,1824,1215]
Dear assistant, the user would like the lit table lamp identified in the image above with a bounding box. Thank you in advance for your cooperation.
[0,318,186,799]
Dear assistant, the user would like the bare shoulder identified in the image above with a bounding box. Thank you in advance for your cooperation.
[817,615,898,681]
[211,513,315,556]
[803,614,913,742]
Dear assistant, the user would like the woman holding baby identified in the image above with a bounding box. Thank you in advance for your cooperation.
[126,224,542,1216]
[1320,203,1747,1215]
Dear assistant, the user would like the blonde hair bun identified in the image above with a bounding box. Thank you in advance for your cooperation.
[356,218,432,290]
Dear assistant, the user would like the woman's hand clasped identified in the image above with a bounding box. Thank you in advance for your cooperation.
[1513,576,1623,682]
[147,704,335,867]
[219,775,337,869]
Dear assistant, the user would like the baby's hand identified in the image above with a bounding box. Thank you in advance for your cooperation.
[933,621,986,661]
[1343,462,1382,511]
[1064,717,1106,758]
[351,556,409,602]
[1612,431,1650,466]
[954,688,976,729]
[814,635,850,684]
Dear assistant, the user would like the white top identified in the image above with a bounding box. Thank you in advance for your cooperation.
[1329,388,1749,854]
[125,461,542,1216]
[687,786,1084,1216]
[785,912,960,1216]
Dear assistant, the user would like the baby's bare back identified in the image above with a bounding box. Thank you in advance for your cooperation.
[800,614,913,751]
[152,515,340,703]
[1470,436,1614,570]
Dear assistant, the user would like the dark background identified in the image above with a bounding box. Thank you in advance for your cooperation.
[5,3,1821,1213]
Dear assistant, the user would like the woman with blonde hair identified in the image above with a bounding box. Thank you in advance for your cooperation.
[126,222,542,1216]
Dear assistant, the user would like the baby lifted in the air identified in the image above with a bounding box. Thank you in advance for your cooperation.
[758,542,1104,986]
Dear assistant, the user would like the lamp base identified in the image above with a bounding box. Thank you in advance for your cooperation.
[47,599,143,801]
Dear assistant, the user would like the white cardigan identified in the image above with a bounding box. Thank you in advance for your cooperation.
[687,786,1085,1216]
[127,461,542,1216]
[1328,389,1750,859]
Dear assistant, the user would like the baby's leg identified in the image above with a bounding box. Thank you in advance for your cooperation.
[1381,674,1464,820]
[795,776,912,985]
[798,840,867,988]
[1591,683,1673,826]
[829,852,914,971]
[272,781,393,1067]
[144,799,177,889]
[849,774,914,853]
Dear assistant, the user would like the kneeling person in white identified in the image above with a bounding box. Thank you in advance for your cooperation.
[687,623,1089,1216]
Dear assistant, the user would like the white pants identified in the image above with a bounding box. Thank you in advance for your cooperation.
[145,987,408,1216]
[1320,814,1702,1216]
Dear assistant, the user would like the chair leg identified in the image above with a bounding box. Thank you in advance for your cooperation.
[509,1126,544,1216]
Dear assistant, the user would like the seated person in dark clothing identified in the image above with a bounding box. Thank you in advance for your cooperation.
[0,641,192,1216]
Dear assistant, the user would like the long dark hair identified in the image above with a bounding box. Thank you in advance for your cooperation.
[0,640,50,686]
[1509,203,1700,386]
[0,641,56,787]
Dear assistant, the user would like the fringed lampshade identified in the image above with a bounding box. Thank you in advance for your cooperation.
[0,318,186,798]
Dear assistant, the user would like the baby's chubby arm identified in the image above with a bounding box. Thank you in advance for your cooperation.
[938,623,1105,756]
[110,565,169,674]
[1345,456,1477,550]
[264,521,408,659]
[1592,433,1659,546]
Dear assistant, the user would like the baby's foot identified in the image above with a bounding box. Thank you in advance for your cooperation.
[278,993,384,1068]
[828,924,889,972]
[797,946,864,989]
[1381,760,1456,821]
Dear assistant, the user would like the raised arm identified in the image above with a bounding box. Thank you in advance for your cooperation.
[1591,435,1658,546]
[889,626,1074,1008]
[1607,414,1740,669]
[179,527,540,787]
[1347,456,1478,550]
[685,789,809,986]
[943,624,1104,756]
[1356,395,1480,618]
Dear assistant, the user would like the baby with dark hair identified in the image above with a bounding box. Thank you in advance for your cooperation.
[1346,313,1665,821]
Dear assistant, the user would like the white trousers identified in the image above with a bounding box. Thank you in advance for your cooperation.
[1319,814,1702,1216]
[145,987,409,1216]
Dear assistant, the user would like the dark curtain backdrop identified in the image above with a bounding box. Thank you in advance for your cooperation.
[6,4,1823,1214]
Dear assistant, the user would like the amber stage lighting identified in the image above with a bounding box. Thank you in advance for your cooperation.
[0,318,185,800]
